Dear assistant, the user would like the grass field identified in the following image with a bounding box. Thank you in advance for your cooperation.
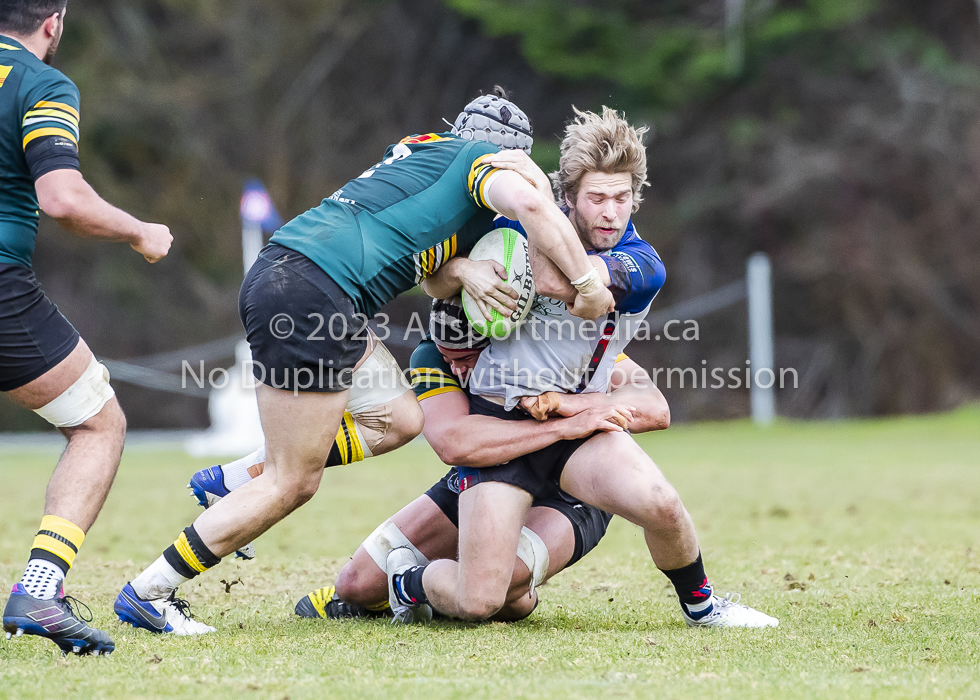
[1,406,978,699]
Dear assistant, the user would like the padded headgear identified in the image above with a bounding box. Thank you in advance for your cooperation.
[429,296,489,351]
[452,89,533,155]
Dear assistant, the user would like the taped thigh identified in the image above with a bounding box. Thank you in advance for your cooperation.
[361,518,430,574]
[346,340,411,415]
[33,356,115,428]
[517,526,550,594]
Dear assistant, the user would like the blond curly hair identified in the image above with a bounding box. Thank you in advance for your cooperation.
[551,106,650,213]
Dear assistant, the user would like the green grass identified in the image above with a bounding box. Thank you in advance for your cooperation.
[1,406,979,699]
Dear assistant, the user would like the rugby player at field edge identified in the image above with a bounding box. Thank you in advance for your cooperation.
[291,296,664,622]
[114,88,616,635]
[1,0,172,656]
[388,107,779,628]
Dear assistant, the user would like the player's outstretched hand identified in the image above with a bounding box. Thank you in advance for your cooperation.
[459,258,519,321]
[486,151,552,198]
[569,285,615,320]
[562,404,634,438]
[132,222,173,263]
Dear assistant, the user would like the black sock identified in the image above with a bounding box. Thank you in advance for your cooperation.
[394,565,429,606]
[163,525,222,580]
[660,552,712,607]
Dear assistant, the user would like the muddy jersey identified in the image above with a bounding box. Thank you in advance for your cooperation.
[469,219,665,409]
[270,133,503,318]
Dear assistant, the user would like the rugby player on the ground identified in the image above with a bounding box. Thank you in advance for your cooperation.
[388,107,779,628]
[288,296,667,621]
[115,88,616,635]
[1,0,172,655]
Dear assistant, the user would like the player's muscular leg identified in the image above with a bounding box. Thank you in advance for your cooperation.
[350,390,423,457]
[422,482,532,620]
[193,382,349,557]
[235,389,423,483]
[494,506,577,621]
[5,339,126,532]
[560,432,699,570]
[335,496,459,606]
[345,332,422,456]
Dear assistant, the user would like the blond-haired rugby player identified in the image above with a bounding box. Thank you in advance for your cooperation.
[388,108,779,629]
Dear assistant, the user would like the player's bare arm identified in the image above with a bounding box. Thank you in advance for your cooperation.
[530,251,611,304]
[485,171,614,320]
[521,358,669,432]
[420,389,632,468]
[486,150,553,199]
[35,169,172,263]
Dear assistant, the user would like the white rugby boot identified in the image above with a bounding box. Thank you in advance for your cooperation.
[682,593,779,628]
[386,547,432,625]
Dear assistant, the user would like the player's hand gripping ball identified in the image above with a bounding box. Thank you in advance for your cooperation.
[462,228,535,338]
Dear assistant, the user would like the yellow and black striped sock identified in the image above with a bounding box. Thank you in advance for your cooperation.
[29,515,85,575]
[325,411,367,467]
[162,525,222,580]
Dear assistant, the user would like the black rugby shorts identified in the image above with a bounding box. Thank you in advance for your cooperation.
[425,467,612,566]
[0,264,80,392]
[239,244,367,392]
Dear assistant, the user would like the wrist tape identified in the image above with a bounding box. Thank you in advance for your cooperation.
[571,268,603,296]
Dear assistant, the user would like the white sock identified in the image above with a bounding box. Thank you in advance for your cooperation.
[221,445,265,491]
[20,559,65,600]
[130,555,190,600]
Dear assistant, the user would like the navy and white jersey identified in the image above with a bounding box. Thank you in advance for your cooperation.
[469,218,665,409]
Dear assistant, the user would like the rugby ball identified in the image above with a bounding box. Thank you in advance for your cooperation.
[462,228,535,338]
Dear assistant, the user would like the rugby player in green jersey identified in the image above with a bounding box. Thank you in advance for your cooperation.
[116,88,615,634]
[1,0,172,655]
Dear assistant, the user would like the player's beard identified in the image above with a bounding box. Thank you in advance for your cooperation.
[569,206,626,253]
[43,20,63,65]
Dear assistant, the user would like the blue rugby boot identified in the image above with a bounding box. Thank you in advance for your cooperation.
[3,583,114,656]
[114,582,215,636]
[187,465,255,560]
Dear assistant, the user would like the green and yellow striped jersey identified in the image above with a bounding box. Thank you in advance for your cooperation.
[270,132,502,318]
[0,35,80,267]
[409,338,466,402]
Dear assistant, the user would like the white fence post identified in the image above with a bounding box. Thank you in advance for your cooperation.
[241,220,263,276]
[747,252,775,425]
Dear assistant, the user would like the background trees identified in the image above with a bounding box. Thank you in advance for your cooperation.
[4,0,978,428]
